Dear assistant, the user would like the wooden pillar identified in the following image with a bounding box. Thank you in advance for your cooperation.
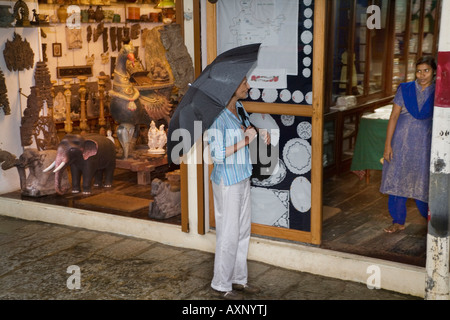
[78,76,88,132]
[97,75,108,129]
[310,0,326,245]
[62,78,73,133]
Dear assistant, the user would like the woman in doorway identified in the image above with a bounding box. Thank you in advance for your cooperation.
[380,56,436,233]
[207,77,269,299]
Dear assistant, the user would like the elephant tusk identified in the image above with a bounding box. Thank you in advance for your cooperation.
[53,161,66,173]
[43,161,56,172]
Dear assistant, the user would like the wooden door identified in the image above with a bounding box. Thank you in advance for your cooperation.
[205,0,326,245]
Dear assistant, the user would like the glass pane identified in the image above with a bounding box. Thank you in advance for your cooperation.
[323,118,336,167]
[422,0,438,55]
[367,0,389,94]
[407,0,420,80]
[331,0,353,102]
[393,0,408,92]
[354,0,369,96]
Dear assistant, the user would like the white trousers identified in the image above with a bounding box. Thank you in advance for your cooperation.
[211,178,252,292]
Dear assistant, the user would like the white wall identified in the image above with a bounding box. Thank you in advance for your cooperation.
[0,1,40,193]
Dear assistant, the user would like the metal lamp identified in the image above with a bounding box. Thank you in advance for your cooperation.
[156,0,175,9]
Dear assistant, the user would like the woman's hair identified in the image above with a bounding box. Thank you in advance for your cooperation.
[416,56,437,71]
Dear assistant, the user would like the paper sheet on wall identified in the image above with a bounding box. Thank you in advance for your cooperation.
[217,0,299,89]
[431,107,450,174]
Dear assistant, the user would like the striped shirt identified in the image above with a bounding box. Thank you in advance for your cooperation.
[207,101,252,186]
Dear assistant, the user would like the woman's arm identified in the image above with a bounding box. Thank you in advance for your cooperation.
[224,126,257,157]
[383,103,402,162]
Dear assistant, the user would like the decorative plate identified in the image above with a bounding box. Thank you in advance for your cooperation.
[249,88,261,100]
[290,176,311,213]
[280,115,295,126]
[261,88,278,103]
[282,138,311,175]
[297,121,312,140]
[251,159,287,187]
[279,89,292,102]
[292,90,304,103]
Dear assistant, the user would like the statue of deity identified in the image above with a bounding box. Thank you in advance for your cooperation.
[148,121,167,154]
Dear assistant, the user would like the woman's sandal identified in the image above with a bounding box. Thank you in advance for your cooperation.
[384,223,405,233]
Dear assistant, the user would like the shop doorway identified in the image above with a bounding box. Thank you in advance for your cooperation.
[321,170,427,267]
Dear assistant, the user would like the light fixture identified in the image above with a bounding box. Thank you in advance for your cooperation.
[156,0,175,24]
[156,0,175,9]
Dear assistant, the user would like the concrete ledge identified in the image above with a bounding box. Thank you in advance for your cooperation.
[0,196,425,297]
[248,236,425,297]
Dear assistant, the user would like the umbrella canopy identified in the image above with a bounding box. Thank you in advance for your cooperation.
[167,43,261,164]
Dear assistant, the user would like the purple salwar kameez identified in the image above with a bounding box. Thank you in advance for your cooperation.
[380,80,435,203]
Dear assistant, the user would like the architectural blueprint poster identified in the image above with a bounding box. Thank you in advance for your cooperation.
[217,0,299,88]
[218,0,314,105]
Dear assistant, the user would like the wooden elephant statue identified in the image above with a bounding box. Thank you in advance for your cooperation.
[44,134,116,195]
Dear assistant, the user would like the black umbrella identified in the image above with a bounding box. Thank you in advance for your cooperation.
[167,43,261,164]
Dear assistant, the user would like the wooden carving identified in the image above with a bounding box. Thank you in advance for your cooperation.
[110,26,117,51]
[87,25,92,42]
[66,28,83,49]
[145,24,194,99]
[3,33,34,72]
[0,68,10,115]
[102,27,108,52]
[21,87,43,147]
[34,61,53,109]
[33,116,59,151]
[93,22,103,42]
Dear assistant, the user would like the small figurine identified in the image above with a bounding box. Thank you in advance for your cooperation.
[85,53,95,66]
[0,5,14,28]
[53,91,66,122]
[30,9,39,25]
[13,0,31,27]
[88,6,95,23]
[148,121,167,154]
[106,130,115,144]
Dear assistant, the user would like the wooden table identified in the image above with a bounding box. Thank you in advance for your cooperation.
[350,116,388,183]
[116,154,168,185]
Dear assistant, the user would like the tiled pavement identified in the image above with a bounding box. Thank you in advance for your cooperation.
[0,215,418,302]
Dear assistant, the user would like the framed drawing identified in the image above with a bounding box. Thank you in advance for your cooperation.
[52,43,62,57]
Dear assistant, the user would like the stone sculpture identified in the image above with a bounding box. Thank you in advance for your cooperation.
[16,148,69,197]
[148,178,181,219]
